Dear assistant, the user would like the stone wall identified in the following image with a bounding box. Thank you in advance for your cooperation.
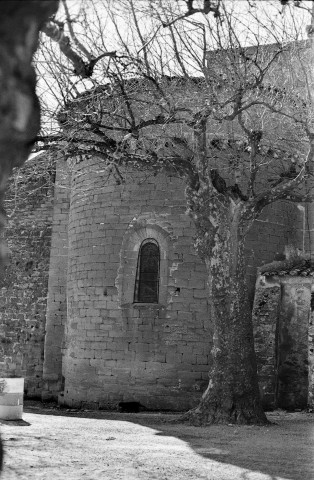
[52,156,305,410]
[61,158,212,410]
[0,154,54,397]
[277,279,310,409]
[252,281,281,408]
[42,158,70,400]
[309,298,314,408]
[253,274,313,410]
[246,203,305,301]
[0,151,307,408]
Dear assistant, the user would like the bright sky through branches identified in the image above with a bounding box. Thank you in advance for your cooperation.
[35,0,312,136]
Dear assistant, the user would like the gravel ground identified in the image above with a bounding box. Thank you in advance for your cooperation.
[0,403,313,480]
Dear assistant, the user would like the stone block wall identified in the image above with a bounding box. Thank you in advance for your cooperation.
[61,158,212,410]
[0,151,306,408]
[277,279,310,409]
[309,300,314,408]
[42,158,70,399]
[0,154,54,397]
[253,274,312,410]
[55,155,306,410]
[246,202,305,301]
[253,279,282,408]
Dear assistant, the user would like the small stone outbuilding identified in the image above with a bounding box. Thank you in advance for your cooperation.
[253,256,314,410]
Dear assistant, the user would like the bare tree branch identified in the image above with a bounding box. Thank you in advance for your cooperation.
[162,0,221,27]
[41,20,116,78]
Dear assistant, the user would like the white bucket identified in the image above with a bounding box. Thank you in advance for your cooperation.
[0,378,24,420]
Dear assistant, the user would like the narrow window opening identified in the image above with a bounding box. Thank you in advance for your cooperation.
[134,239,160,303]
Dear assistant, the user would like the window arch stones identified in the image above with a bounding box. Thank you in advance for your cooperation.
[117,218,172,307]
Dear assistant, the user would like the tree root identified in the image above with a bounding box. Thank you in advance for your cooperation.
[169,406,271,426]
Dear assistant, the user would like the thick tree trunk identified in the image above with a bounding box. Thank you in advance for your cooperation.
[189,269,267,425]
[0,0,59,470]
[187,186,268,425]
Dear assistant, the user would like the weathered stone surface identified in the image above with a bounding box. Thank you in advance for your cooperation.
[0,0,59,407]
[0,0,59,261]
[61,158,212,410]
[253,281,281,409]
[253,273,313,410]
[0,155,54,397]
[42,158,70,399]
[309,302,314,409]
[246,202,304,301]
[51,155,306,410]
[277,279,311,410]
[0,146,307,409]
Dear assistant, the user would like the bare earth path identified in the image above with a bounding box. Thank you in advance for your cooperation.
[0,405,313,480]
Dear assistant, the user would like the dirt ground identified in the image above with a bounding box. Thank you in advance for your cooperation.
[0,402,313,480]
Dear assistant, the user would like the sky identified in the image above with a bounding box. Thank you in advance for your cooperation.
[35,0,313,136]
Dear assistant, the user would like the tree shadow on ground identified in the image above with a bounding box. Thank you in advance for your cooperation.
[23,403,314,480]
[152,415,314,480]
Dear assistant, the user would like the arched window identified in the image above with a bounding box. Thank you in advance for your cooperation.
[134,239,160,303]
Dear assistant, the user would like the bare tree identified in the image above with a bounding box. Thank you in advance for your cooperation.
[34,0,314,424]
